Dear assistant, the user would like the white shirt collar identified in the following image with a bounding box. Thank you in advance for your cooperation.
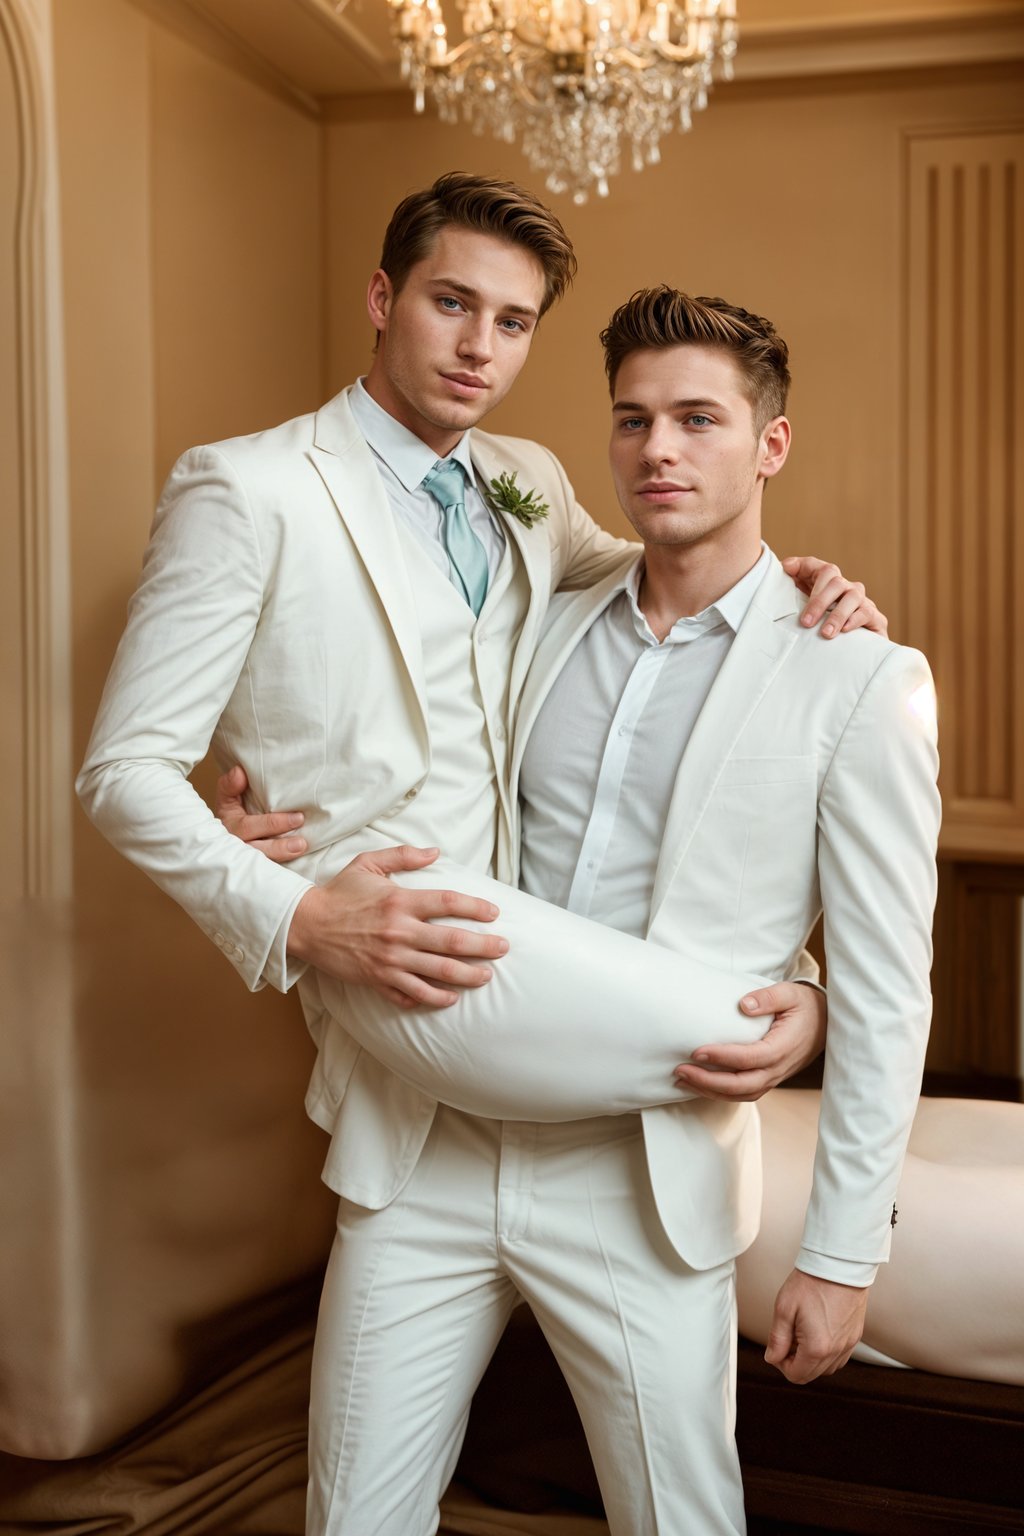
[624,543,771,646]
[350,378,477,492]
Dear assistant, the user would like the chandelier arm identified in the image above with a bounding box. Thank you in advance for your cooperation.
[606,46,656,71]
[426,28,561,72]
[650,37,715,64]
[427,32,494,70]
[509,58,543,107]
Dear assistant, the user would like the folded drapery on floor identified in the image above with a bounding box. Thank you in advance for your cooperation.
[0,1280,317,1536]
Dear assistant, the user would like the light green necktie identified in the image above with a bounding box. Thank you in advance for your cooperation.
[421,458,490,618]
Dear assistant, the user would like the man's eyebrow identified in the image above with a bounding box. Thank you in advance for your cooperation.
[428,277,538,320]
[612,397,726,413]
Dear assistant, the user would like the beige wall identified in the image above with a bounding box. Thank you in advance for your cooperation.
[148,22,323,483]
[8,0,335,1455]
[56,0,325,804]
[55,0,155,865]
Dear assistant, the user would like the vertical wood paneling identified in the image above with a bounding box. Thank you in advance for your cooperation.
[905,127,1024,857]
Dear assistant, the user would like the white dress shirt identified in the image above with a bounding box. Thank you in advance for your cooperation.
[349,380,505,587]
[520,546,771,937]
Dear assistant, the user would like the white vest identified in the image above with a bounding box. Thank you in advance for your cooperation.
[308,526,531,1203]
[362,525,525,874]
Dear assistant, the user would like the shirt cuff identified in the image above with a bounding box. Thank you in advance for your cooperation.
[793,977,826,996]
[261,883,313,993]
[796,1247,878,1288]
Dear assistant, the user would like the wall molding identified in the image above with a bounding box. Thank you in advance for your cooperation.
[902,119,1024,860]
[127,0,322,118]
[733,5,1024,82]
[0,0,72,899]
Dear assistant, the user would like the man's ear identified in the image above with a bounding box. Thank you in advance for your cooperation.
[758,415,791,481]
[366,268,393,335]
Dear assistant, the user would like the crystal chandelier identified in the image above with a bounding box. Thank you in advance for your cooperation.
[377,0,738,202]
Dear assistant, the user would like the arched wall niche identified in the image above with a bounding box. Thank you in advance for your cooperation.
[0,0,72,904]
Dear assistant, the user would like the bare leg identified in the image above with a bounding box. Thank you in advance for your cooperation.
[736,1089,1024,1386]
[316,860,772,1123]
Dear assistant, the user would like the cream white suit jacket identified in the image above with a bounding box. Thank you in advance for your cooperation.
[508,552,941,1273]
[77,387,633,1204]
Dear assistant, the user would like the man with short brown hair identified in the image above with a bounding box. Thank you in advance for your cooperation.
[499,284,935,1530]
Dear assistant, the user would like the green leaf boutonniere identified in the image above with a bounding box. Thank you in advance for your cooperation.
[485,470,550,529]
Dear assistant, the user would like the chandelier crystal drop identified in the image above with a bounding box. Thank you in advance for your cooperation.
[377,0,738,202]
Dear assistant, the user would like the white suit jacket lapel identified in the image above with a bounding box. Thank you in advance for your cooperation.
[470,433,555,709]
[311,388,428,720]
[510,559,638,795]
[647,554,802,933]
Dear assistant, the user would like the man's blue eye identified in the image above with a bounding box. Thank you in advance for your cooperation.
[689,415,712,427]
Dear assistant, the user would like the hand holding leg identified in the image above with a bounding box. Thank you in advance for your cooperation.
[674,982,826,1102]
[289,848,510,1009]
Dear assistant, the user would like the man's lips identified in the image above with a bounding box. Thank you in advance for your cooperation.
[441,372,488,397]
[637,481,693,499]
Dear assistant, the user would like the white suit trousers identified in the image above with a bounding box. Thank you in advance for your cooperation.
[307,1105,745,1536]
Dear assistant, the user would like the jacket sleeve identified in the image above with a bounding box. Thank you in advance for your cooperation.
[798,646,940,1272]
[76,445,313,993]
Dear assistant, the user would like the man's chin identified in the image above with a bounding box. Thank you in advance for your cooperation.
[427,397,491,432]
[625,512,706,547]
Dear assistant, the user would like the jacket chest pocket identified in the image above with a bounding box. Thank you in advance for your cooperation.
[705,754,819,863]
[703,756,819,958]
[715,754,818,791]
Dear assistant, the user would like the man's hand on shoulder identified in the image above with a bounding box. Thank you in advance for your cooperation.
[782,556,888,639]
[673,981,826,1102]
[765,1269,869,1385]
[214,766,509,1010]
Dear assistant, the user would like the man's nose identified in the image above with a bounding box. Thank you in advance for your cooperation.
[458,317,493,363]
[641,423,679,466]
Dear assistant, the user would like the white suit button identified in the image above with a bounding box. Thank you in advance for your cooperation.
[405,786,419,799]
